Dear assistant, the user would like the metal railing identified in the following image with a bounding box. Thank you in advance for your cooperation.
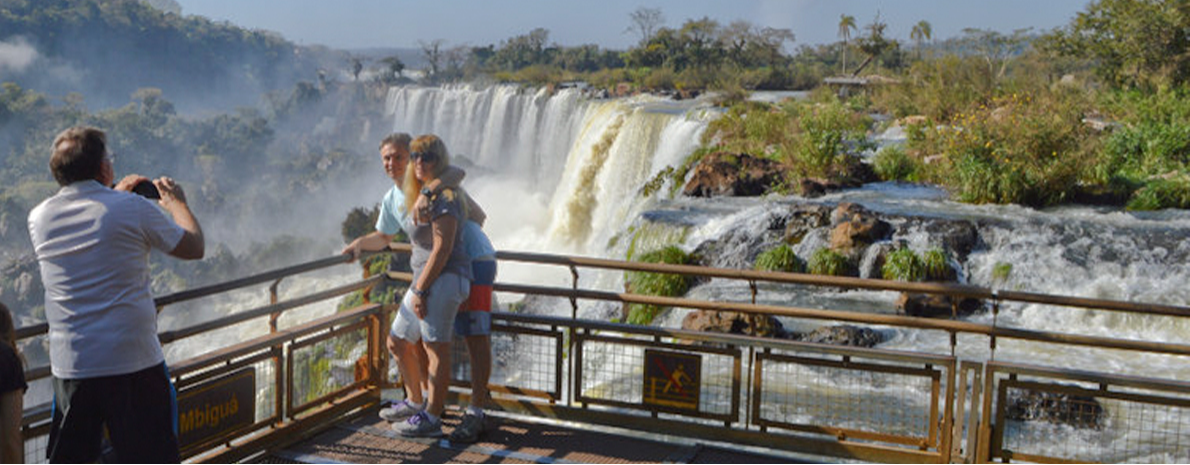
[15,253,389,463]
[13,243,1190,463]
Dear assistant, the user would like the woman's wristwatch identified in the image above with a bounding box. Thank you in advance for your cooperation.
[420,186,434,198]
[412,287,429,298]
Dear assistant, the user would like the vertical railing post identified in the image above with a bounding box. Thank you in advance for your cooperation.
[989,291,1000,361]
[976,365,996,462]
[950,299,959,357]
[569,265,579,320]
[952,362,970,462]
[273,346,285,426]
[748,280,761,342]
[361,257,373,305]
[268,278,284,425]
[268,278,282,332]
[368,312,384,387]
[568,264,579,406]
[742,345,753,428]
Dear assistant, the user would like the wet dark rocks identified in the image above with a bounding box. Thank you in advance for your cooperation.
[896,293,984,318]
[681,310,788,339]
[683,152,789,198]
[829,203,892,254]
[915,218,982,261]
[780,204,831,242]
[1007,388,1107,429]
[794,324,886,348]
[681,312,886,349]
[800,178,847,198]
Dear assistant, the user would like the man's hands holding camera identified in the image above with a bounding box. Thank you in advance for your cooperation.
[111,173,204,260]
[113,174,189,209]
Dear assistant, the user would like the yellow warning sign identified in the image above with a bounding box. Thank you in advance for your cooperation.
[642,349,701,411]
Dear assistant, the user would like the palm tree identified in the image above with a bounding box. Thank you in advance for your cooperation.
[838,14,857,75]
[910,20,932,60]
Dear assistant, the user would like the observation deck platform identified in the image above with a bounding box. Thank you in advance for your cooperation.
[258,404,803,464]
[16,246,1190,463]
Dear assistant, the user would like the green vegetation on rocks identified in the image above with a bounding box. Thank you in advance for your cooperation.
[754,244,805,273]
[688,96,871,190]
[1126,176,1190,211]
[808,248,851,277]
[658,1,1190,210]
[883,248,951,282]
[882,248,924,281]
[624,245,695,326]
[921,249,951,281]
[873,145,918,182]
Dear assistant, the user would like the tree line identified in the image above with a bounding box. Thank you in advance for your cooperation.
[0,0,342,110]
[673,0,1190,210]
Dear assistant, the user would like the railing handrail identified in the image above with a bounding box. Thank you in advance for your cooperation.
[15,251,382,340]
[473,245,1190,319]
[494,310,957,365]
[153,253,356,307]
[157,275,381,344]
[16,245,1190,342]
[477,278,1190,357]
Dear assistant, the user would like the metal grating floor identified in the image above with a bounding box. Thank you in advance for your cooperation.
[258,407,811,464]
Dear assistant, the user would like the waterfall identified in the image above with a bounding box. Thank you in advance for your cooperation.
[384,84,711,264]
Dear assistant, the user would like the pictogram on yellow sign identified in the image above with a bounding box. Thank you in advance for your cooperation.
[643,349,701,411]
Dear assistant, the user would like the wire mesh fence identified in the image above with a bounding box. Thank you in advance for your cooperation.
[288,324,369,413]
[993,374,1190,463]
[474,322,563,399]
[753,349,946,449]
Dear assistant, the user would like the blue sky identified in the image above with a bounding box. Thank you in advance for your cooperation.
[173,0,1093,51]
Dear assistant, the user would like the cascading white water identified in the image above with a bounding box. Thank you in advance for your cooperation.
[385,84,711,290]
[385,85,1190,460]
[386,85,588,197]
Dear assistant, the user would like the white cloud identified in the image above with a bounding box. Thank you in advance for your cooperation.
[0,37,39,74]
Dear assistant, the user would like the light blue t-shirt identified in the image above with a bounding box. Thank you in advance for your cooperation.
[376,185,414,237]
[376,185,495,260]
[463,221,495,260]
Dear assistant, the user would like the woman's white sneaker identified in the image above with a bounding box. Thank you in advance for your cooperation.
[378,399,424,422]
[393,411,443,437]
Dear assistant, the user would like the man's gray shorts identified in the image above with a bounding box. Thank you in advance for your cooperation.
[391,272,470,343]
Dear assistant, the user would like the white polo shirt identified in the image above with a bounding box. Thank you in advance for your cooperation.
[28,180,185,379]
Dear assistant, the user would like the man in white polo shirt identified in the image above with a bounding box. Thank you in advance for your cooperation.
[27,126,204,463]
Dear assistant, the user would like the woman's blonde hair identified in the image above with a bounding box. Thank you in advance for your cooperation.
[403,134,452,213]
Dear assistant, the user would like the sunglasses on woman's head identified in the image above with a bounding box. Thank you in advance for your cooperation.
[410,151,437,163]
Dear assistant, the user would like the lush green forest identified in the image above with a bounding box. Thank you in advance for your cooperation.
[0,0,349,110]
[631,0,1190,211]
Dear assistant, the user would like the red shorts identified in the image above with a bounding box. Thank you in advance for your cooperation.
[464,259,496,312]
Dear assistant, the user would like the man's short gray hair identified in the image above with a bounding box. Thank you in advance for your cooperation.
[379,133,412,151]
